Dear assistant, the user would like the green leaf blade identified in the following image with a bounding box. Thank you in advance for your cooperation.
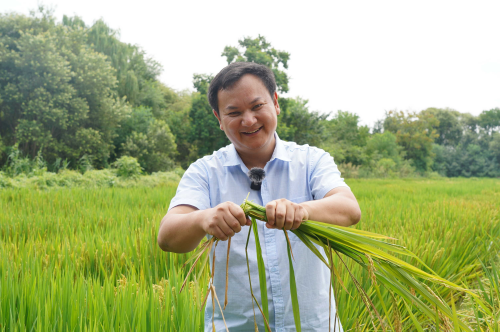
[286,235,301,332]
[251,217,270,331]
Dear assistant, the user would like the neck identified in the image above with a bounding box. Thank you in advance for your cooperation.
[237,136,276,170]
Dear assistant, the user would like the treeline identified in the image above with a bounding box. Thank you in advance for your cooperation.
[0,9,499,178]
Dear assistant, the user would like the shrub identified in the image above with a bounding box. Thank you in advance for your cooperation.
[112,156,143,178]
[338,163,360,179]
[78,155,94,174]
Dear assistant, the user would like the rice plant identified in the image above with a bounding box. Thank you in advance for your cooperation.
[0,178,498,330]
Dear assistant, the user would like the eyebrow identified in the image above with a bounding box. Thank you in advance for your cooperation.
[224,97,263,111]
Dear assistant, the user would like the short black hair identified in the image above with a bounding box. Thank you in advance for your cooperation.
[208,62,277,115]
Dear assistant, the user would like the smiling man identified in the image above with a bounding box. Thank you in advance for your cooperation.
[157,62,361,331]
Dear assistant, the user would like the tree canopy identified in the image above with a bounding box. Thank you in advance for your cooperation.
[0,9,498,178]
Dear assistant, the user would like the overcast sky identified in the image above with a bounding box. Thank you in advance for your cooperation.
[2,0,499,127]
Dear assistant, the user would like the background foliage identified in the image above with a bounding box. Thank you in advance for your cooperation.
[0,9,498,178]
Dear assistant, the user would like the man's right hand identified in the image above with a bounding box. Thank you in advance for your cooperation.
[202,202,251,241]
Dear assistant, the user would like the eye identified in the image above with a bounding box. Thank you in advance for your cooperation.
[228,112,240,117]
[253,104,264,110]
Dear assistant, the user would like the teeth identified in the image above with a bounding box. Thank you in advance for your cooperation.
[245,127,260,134]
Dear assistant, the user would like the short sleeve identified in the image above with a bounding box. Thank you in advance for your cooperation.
[168,161,211,211]
[309,148,350,200]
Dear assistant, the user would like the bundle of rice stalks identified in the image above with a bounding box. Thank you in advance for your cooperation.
[181,198,487,331]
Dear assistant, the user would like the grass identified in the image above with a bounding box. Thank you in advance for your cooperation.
[0,178,499,331]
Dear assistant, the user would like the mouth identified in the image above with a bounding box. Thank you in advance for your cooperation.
[242,126,263,136]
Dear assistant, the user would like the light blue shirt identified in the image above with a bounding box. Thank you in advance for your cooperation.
[169,134,348,331]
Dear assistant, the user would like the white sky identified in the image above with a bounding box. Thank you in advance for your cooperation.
[2,0,500,127]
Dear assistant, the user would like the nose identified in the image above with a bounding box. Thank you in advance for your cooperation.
[241,110,257,127]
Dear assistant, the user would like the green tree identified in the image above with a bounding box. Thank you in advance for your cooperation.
[277,97,328,146]
[478,108,500,134]
[188,74,229,158]
[222,35,290,93]
[163,90,194,168]
[0,10,129,168]
[0,134,4,160]
[365,132,402,164]
[321,111,369,165]
[384,111,439,172]
[77,17,163,107]
[114,106,155,156]
[490,132,500,164]
[122,119,177,173]
[421,108,462,146]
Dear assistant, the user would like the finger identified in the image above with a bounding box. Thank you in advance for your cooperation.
[283,203,295,230]
[266,201,277,226]
[291,215,302,230]
[226,214,242,234]
[275,201,286,229]
[246,217,252,226]
[292,206,304,230]
[229,203,247,227]
[213,225,229,241]
[219,217,235,239]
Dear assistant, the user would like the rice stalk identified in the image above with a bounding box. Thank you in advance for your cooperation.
[245,224,259,332]
[286,234,301,331]
[251,217,271,331]
[224,237,231,310]
[240,198,479,331]
[211,284,229,332]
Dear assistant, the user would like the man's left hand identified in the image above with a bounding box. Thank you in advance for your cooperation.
[265,199,309,230]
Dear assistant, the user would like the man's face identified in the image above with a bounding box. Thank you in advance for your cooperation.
[214,74,280,156]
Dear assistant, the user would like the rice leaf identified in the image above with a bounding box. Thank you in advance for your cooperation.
[286,234,301,331]
[224,237,231,310]
[251,217,270,331]
[244,224,259,332]
[450,292,461,332]
[403,300,425,332]
[291,230,328,266]
[239,198,482,331]
[211,284,229,332]
[180,237,214,293]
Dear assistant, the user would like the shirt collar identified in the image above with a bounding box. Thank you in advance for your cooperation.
[223,132,291,167]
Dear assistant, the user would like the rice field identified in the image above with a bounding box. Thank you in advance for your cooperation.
[0,178,499,331]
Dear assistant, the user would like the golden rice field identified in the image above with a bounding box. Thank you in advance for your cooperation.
[0,178,499,331]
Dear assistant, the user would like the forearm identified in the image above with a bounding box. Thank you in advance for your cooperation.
[157,209,208,253]
[300,189,361,227]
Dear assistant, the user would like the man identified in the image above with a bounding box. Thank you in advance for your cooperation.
[157,62,361,331]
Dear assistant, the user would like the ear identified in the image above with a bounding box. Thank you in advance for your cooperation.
[213,109,223,130]
[273,91,280,116]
